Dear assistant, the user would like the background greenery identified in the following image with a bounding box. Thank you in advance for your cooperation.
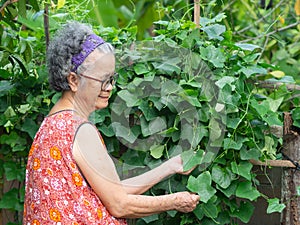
[0,0,300,224]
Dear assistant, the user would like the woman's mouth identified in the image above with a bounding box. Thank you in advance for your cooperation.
[98,95,109,99]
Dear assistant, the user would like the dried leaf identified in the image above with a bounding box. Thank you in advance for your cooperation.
[269,70,285,78]
[57,0,66,9]
[295,0,300,16]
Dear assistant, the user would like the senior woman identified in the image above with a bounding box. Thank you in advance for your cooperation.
[23,21,199,224]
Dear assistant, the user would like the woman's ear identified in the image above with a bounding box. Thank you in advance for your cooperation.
[67,72,79,92]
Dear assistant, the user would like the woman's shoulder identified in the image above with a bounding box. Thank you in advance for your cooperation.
[34,109,88,139]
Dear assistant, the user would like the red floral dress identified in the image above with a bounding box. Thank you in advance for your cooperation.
[23,110,127,225]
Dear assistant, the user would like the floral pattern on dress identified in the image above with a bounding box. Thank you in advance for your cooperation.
[23,110,127,225]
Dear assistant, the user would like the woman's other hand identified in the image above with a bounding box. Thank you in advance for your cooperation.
[173,192,200,213]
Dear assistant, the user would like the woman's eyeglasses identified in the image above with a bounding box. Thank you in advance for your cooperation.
[78,72,118,91]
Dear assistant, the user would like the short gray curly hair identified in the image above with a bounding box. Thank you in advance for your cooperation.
[47,21,114,92]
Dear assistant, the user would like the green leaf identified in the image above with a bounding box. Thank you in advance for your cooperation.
[99,124,115,137]
[200,13,226,27]
[112,122,137,144]
[212,165,232,189]
[152,61,181,75]
[231,161,253,180]
[240,148,261,160]
[181,149,204,171]
[0,69,12,79]
[251,98,268,115]
[88,0,118,27]
[201,198,219,219]
[4,106,16,118]
[150,145,164,159]
[3,162,25,182]
[9,54,29,77]
[18,0,27,18]
[0,131,24,147]
[28,0,40,11]
[187,171,216,203]
[218,180,238,198]
[200,46,226,68]
[292,107,300,128]
[0,188,23,211]
[227,118,241,129]
[215,76,236,90]
[201,24,226,41]
[239,65,267,78]
[142,214,159,223]
[243,53,261,63]
[148,117,166,135]
[181,123,206,148]
[141,116,166,137]
[235,43,261,51]
[236,181,260,201]
[209,118,222,143]
[261,136,277,159]
[23,43,33,63]
[251,99,282,126]
[118,90,140,107]
[0,80,14,97]
[268,97,283,112]
[121,149,146,167]
[159,126,178,135]
[193,204,204,220]
[18,104,31,114]
[134,63,150,75]
[161,80,180,96]
[231,201,254,223]
[267,198,285,214]
[223,138,243,150]
[138,101,158,121]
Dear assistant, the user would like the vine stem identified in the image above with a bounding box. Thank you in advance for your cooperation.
[0,0,18,14]
[256,35,269,63]
[232,89,252,138]
[235,0,286,34]
[239,21,300,43]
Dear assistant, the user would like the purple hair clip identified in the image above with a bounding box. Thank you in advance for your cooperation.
[71,34,105,72]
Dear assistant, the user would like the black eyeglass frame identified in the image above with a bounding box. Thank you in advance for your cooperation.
[78,72,118,91]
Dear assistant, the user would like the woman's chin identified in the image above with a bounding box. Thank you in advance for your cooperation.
[95,101,109,110]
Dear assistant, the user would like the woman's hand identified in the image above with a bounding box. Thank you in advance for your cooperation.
[173,192,200,213]
[167,155,196,175]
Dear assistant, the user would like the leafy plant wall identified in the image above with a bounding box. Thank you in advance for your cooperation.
[0,0,300,224]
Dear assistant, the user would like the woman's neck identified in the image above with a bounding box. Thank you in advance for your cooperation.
[49,91,90,119]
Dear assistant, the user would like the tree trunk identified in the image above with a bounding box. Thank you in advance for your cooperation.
[281,112,300,225]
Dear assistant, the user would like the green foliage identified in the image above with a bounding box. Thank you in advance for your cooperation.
[1,0,299,224]
[0,1,53,224]
[94,12,292,224]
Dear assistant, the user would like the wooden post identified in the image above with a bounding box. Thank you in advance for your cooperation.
[44,3,50,50]
[0,171,2,225]
[281,112,300,225]
[194,0,200,28]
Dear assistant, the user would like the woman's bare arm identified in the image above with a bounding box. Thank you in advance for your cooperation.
[121,155,189,194]
[73,123,199,218]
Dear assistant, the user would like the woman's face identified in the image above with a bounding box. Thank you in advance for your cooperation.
[75,51,116,113]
